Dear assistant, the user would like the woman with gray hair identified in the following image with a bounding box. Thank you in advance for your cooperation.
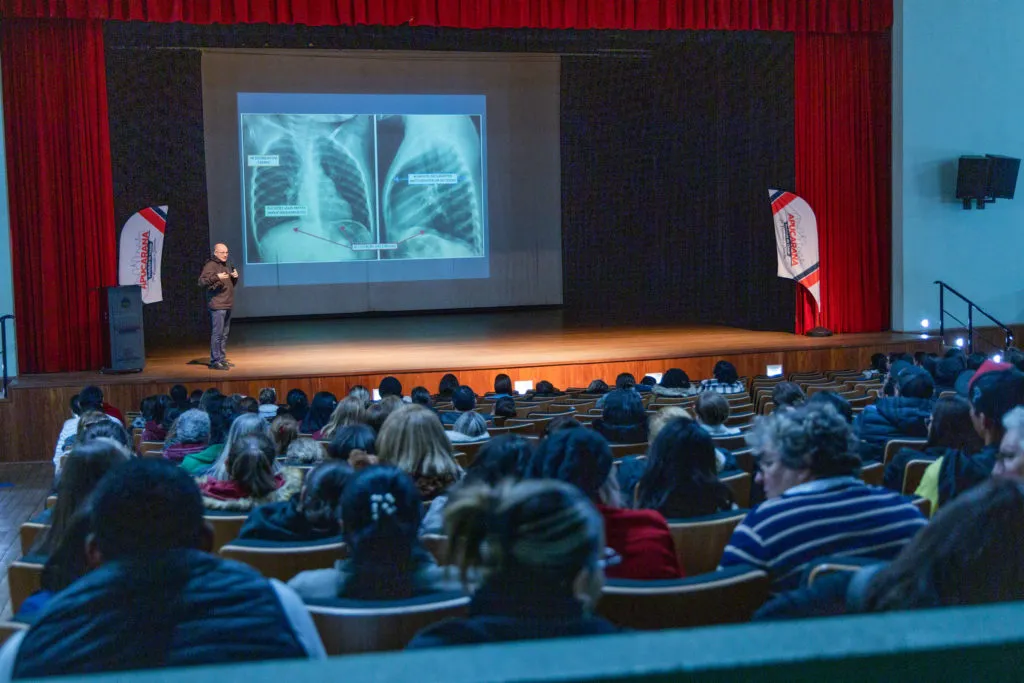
[162,409,211,464]
[993,406,1024,481]
[206,412,275,480]
[447,411,491,445]
[719,403,927,593]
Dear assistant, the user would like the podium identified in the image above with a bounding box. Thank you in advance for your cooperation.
[103,286,145,372]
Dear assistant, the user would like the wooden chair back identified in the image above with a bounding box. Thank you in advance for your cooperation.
[806,562,870,588]
[8,561,44,614]
[911,496,932,517]
[884,438,928,466]
[505,416,556,436]
[219,540,348,582]
[486,422,531,437]
[598,568,769,630]
[608,442,649,458]
[204,514,249,552]
[902,459,933,496]
[721,472,752,509]
[666,512,747,575]
[420,534,450,566]
[450,439,487,467]
[712,434,748,453]
[860,462,885,487]
[19,522,47,555]
[308,595,470,655]
[0,622,27,645]
[758,400,776,416]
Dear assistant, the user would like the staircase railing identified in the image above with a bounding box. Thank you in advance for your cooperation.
[0,314,12,398]
[935,281,1014,355]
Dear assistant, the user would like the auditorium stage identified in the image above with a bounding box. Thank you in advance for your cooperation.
[2,311,934,462]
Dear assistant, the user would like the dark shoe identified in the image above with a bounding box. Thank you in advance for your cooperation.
[209,361,229,371]
[224,360,235,367]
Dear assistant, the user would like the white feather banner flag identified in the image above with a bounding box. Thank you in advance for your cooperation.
[118,206,167,305]
[769,189,820,310]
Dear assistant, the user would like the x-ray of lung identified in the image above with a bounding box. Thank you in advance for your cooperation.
[242,113,484,265]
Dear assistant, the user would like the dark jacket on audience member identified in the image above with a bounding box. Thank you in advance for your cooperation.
[854,397,933,461]
[882,446,947,492]
[936,444,999,507]
[10,549,308,678]
[237,499,341,543]
[406,575,618,648]
[198,468,303,512]
[591,420,648,445]
[754,563,885,621]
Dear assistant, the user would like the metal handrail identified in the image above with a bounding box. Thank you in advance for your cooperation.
[935,281,1014,353]
[0,314,12,396]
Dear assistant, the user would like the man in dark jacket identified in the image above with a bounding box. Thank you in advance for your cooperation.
[855,366,935,461]
[197,243,237,371]
[0,459,324,678]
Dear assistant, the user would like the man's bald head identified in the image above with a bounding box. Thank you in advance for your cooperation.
[213,244,229,262]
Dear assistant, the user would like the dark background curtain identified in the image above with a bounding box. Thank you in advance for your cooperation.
[1,20,117,373]
[561,34,796,329]
[794,32,891,333]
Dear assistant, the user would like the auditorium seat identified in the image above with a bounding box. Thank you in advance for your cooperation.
[505,416,558,436]
[486,422,532,437]
[731,451,756,475]
[18,522,47,555]
[218,538,348,582]
[597,567,770,630]
[45,496,57,510]
[884,438,928,466]
[711,434,748,453]
[607,442,649,458]
[725,411,755,428]
[666,510,748,575]
[911,496,931,517]
[8,560,44,614]
[204,513,249,552]
[721,471,752,508]
[758,400,776,415]
[420,534,450,566]
[306,592,470,655]
[806,384,843,397]
[0,622,27,645]
[902,460,932,497]
[139,441,164,457]
[860,462,884,487]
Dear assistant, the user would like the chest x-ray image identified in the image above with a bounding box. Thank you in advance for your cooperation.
[242,112,485,265]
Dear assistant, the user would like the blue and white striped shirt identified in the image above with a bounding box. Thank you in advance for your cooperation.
[719,477,927,592]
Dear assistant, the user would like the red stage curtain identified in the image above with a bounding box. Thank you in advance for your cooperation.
[0,0,891,31]
[794,32,891,334]
[1,20,117,373]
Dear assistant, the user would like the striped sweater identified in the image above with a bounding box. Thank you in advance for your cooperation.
[719,477,926,593]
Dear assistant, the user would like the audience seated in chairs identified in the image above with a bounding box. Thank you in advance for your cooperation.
[916,368,1024,511]
[771,382,805,411]
[883,395,983,491]
[436,373,460,401]
[198,434,302,512]
[30,439,131,555]
[315,396,366,441]
[347,385,371,406]
[407,479,618,648]
[755,478,1024,621]
[378,376,404,401]
[326,424,377,465]
[170,383,191,413]
[807,390,854,424]
[378,405,464,502]
[440,386,491,426]
[526,428,681,580]
[0,459,325,677]
[586,379,609,395]
[993,406,1024,481]
[289,467,452,602]
[410,387,433,409]
[15,513,92,624]
[421,434,535,535]
[365,395,403,433]
[493,396,516,419]
[636,418,736,519]
[77,419,133,454]
[719,403,927,593]
[282,437,326,467]
[179,392,232,475]
[490,373,517,399]
[53,386,122,472]
[238,461,353,543]
[694,392,741,437]
[651,368,698,398]
[855,366,934,461]
[934,356,965,395]
[863,352,889,380]
[258,387,279,422]
[270,414,301,457]
[159,406,183,445]
[281,388,310,422]
[528,380,565,399]
[447,411,491,445]
[162,409,210,464]
[301,392,337,437]
[591,389,648,445]
[637,375,656,393]
[139,395,170,442]
[206,413,276,480]
[699,361,745,395]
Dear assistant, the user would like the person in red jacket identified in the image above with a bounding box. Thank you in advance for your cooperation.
[526,428,682,580]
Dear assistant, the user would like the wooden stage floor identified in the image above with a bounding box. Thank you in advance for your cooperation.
[15,311,928,389]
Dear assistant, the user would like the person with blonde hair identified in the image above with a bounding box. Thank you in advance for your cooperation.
[316,396,367,441]
[284,437,326,466]
[377,405,463,501]
[198,434,301,512]
[189,412,274,479]
[648,406,694,443]
[270,414,300,457]
[407,479,617,648]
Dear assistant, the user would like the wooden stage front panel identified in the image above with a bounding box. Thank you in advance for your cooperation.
[0,313,935,463]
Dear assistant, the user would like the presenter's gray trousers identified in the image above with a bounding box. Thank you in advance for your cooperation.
[209,308,231,364]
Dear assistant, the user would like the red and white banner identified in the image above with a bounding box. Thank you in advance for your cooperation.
[769,190,820,310]
[118,206,167,304]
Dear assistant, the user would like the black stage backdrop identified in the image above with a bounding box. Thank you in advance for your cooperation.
[105,25,795,346]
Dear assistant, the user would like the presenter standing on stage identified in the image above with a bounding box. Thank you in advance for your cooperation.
[198,243,238,371]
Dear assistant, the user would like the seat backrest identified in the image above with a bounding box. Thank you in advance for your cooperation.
[666,512,747,575]
[712,434,748,452]
[608,442,649,458]
[806,384,842,397]
[450,439,486,467]
[598,568,769,630]
[505,416,555,436]
[204,514,250,552]
[486,422,531,437]
[218,539,348,582]
[308,594,471,655]
[420,534,450,566]
[19,523,47,556]
[758,400,776,416]
[8,561,44,614]
[721,472,752,508]
[860,462,885,487]
[884,438,928,466]
[0,622,27,646]
[902,459,933,496]
[910,496,932,517]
